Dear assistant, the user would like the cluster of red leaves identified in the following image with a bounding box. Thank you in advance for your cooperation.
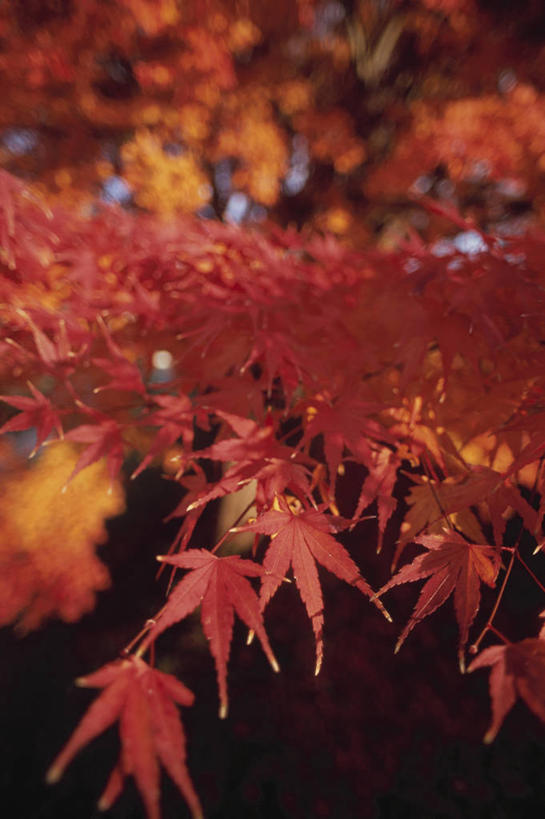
[2,170,545,817]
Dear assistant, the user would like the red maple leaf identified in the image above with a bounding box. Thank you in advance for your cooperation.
[195,372,267,422]
[424,466,537,548]
[393,466,537,567]
[92,339,146,396]
[91,315,165,398]
[189,410,312,510]
[64,415,125,488]
[11,308,88,376]
[236,500,391,674]
[240,326,306,398]
[147,549,279,717]
[376,530,501,670]
[46,656,202,819]
[131,393,202,480]
[300,393,393,492]
[163,466,209,557]
[469,638,545,743]
[0,381,63,456]
[353,446,400,551]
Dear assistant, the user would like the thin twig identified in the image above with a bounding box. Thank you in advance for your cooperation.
[211,496,256,554]
[469,545,516,655]
[421,455,454,531]
[516,551,545,595]
[487,624,510,644]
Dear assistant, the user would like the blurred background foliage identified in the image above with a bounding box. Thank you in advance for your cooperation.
[3,0,545,245]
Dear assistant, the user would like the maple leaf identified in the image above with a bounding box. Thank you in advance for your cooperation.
[65,415,125,488]
[131,393,200,480]
[189,410,312,510]
[163,466,209,556]
[394,467,537,568]
[353,446,400,551]
[90,315,163,398]
[0,381,63,456]
[300,394,393,492]
[431,466,538,546]
[393,470,499,568]
[9,308,88,376]
[377,531,501,670]
[195,372,267,422]
[92,337,146,396]
[46,656,202,819]
[469,638,545,743]
[199,410,277,463]
[240,327,306,398]
[147,549,279,717]
[236,501,391,675]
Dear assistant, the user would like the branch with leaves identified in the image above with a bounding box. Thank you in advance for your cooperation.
[2,170,545,817]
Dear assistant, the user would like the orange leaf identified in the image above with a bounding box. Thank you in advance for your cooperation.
[0,440,124,631]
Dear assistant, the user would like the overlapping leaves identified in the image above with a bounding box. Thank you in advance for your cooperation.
[2,170,545,819]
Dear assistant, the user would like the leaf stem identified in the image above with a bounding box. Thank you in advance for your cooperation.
[487,624,510,644]
[122,608,166,657]
[516,551,545,595]
[470,543,516,654]
[130,495,259,659]
[211,496,256,554]
[277,421,303,445]
[422,468,454,531]
[470,456,544,654]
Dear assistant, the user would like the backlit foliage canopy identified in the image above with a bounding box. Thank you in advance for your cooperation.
[4,0,545,236]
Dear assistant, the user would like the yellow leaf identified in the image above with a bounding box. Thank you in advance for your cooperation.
[0,441,125,631]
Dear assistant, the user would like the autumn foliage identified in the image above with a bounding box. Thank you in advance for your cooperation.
[3,1,545,817]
